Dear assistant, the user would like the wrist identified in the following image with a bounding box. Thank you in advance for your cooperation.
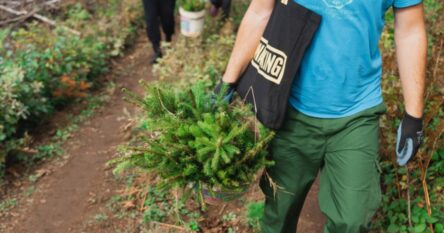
[403,112,423,129]
[405,109,423,119]
[222,72,239,85]
[404,103,424,118]
[405,112,422,121]
[220,79,237,89]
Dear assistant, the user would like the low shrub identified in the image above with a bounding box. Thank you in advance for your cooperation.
[0,0,143,178]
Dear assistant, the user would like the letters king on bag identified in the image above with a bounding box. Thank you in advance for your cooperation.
[251,38,288,85]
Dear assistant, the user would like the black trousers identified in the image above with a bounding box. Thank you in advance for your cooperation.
[211,0,231,19]
[142,0,176,51]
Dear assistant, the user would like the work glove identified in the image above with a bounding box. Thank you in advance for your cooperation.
[396,112,423,166]
[212,79,237,104]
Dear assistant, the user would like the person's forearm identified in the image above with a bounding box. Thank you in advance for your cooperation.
[394,5,427,118]
[222,3,274,83]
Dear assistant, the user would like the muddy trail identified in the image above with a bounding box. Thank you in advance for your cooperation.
[0,35,325,233]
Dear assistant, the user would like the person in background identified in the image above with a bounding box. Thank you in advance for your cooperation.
[210,0,231,20]
[141,0,176,64]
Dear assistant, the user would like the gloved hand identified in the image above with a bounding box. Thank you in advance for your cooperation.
[396,112,423,166]
[212,79,237,104]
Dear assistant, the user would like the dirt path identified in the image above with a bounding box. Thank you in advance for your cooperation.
[0,34,325,233]
[0,35,151,233]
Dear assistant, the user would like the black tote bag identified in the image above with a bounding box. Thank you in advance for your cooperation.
[235,0,321,130]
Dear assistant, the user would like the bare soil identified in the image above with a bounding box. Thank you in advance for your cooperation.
[0,34,325,233]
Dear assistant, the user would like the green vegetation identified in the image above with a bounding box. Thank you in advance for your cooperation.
[93,213,109,222]
[0,0,143,178]
[112,81,274,208]
[179,0,206,12]
[373,2,444,232]
[245,201,265,231]
[0,198,17,212]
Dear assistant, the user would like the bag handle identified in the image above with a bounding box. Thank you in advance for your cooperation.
[242,86,260,142]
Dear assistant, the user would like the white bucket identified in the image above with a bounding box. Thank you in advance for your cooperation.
[179,7,206,37]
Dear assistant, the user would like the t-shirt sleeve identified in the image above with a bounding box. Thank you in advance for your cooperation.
[393,0,422,8]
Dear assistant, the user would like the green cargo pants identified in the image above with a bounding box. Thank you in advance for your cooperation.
[260,104,386,233]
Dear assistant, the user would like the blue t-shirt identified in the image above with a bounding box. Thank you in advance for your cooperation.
[289,0,422,118]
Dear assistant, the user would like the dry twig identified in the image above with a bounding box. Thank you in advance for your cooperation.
[150,221,188,232]
[0,4,80,36]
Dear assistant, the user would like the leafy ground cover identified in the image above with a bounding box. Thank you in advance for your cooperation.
[0,0,143,179]
[374,1,444,232]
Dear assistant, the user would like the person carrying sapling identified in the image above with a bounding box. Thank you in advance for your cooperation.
[213,0,426,232]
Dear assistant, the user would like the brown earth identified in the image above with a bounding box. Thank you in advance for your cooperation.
[0,34,325,233]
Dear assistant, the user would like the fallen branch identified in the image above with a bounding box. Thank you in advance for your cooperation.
[150,221,188,232]
[0,4,80,36]
[15,147,38,155]
[43,0,62,7]
[218,203,227,215]
[0,7,38,26]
